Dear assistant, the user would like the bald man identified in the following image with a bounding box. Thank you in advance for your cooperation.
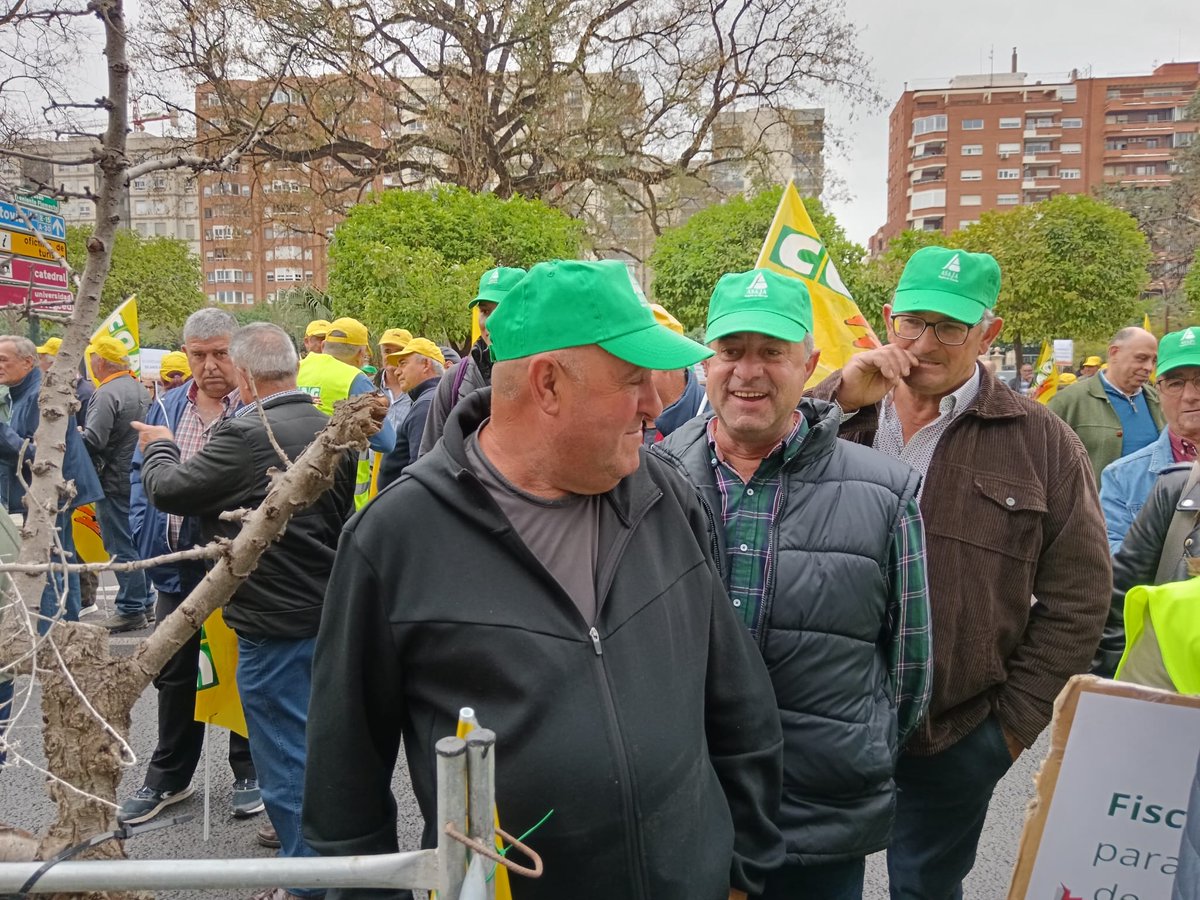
[1048,327,1164,483]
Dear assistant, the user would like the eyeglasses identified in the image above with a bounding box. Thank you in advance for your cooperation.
[891,315,972,347]
[1156,372,1200,397]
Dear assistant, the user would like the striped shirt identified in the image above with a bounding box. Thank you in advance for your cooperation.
[168,383,238,548]
[874,367,981,494]
[708,414,933,743]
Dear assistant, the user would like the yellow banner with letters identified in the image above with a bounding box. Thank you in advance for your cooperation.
[195,608,248,737]
[755,181,881,386]
[1031,341,1058,404]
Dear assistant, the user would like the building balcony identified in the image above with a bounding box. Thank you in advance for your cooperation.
[1113,173,1174,186]
[1105,96,1189,112]
[1105,121,1176,134]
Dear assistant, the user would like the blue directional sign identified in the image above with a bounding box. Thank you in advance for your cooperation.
[0,200,66,240]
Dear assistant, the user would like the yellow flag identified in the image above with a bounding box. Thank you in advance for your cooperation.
[194,608,248,737]
[1143,312,1153,333]
[470,306,481,347]
[755,182,881,386]
[87,295,140,383]
[1030,341,1058,404]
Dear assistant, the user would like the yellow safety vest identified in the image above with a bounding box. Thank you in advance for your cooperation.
[1116,578,1200,694]
[296,353,374,509]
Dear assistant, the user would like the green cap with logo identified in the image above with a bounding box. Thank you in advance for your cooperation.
[705,269,813,343]
[470,266,526,309]
[1156,327,1200,378]
[487,260,712,369]
[893,246,1001,326]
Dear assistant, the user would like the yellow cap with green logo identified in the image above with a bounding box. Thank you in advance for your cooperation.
[893,246,1001,326]
[705,269,813,343]
[487,260,712,369]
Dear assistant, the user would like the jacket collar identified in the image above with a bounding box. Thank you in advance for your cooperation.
[9,366,40,402]
[407,376,439,401]
[953,364,1027,421]
[1147,426,1177,476]
[419,386,661,528]
[1087,371,1160,406]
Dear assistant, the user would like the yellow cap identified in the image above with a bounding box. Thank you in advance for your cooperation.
[1083,356,1102,367]
[37,337,62,356]
[379,328,413,349]
[650,303,685,336]
[386,337,446,367]
[1058,372,1078,385]
[87,334,130,365]
[305,319,331,338]
[323,317,369,346]
[160,351,191,378]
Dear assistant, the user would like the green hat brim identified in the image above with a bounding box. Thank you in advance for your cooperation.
[706,309,810,344]
[892,288,988,326]
[469,291,505,309]
[598,324,713,371]
[1158,351,1200,378]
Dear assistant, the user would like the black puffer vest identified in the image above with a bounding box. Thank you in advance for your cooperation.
[655,399,920,863]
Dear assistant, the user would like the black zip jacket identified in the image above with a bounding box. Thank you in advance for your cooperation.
[302,388,785,900]
[140,392,357,639]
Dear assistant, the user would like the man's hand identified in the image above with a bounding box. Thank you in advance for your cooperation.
[833,346,920,413]
[131,421,175,452]
[729,891,747,900]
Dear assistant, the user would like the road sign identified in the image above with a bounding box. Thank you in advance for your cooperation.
[0,282,73,313]
[0,257,70,291]
[16,194,59,211]
[0,228,67,261]
[0,200,66,240]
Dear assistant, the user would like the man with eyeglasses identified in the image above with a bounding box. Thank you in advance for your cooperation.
[1099,327,1200,555]
[810,246,1110,900]
[1048,326,1162,484]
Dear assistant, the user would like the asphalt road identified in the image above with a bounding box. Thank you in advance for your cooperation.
[1,602,1047,898]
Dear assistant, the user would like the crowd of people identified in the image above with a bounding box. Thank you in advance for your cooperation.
[0,247,1197,900]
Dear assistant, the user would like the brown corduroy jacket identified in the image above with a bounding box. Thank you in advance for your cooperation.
[811,366,1111,755]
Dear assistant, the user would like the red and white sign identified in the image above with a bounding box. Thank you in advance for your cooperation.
[0,257,70,291]
[0,282,74,312]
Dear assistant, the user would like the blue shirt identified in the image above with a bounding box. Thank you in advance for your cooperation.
[1100,373,1160,459]
[349,373,396,453]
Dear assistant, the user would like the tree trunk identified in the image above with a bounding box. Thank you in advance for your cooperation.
[1013,333,1024,371]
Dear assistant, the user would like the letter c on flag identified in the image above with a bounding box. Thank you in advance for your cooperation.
[778,233,822,278]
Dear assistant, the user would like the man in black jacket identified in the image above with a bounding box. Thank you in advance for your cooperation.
[136,323,356,900]
[376,337,444,489]
[303,260,785,900]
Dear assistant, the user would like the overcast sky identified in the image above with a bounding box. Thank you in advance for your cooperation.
[822,0,1200,245]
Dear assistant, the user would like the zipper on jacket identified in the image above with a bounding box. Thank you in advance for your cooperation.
[756,477,787,653]
[589,633,650,900]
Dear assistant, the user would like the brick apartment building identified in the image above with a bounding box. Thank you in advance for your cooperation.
[195,78,824,305]
[874,56,1200,250]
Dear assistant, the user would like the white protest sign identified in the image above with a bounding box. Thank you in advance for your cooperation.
[1009,677,1200,900]
[1054,339,1075,365]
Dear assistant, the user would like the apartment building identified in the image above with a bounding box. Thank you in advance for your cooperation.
[0,134,201,254]
[877,57,1200,247]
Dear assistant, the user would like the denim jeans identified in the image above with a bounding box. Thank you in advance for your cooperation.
[37,508,81,636]
[96,490,149,616]
[236,633,322,898]
[760,857,866,900]
[886,715,1016,900]
[0,676,13,767]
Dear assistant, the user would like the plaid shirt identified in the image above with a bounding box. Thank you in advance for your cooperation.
[167,383,238,548]
[708,415,933,743]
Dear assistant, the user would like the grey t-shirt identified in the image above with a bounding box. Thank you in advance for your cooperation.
[465,428,601,624]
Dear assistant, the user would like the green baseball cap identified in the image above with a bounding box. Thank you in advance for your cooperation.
[470,266,526,309]
[705,269,813,343]
[487,260,712,369]
[1156,327,1200,377]
[893,246,1001,326]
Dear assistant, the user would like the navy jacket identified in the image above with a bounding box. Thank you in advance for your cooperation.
[376,376,438,491]
[0,367,102,515]
[130,383,202,593]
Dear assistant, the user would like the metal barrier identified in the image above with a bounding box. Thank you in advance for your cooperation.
[0,730,519,899]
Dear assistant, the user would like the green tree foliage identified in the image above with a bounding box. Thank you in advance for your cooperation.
[326,187,584,349]
[956,194,1152,348]
[649,188,865,330]
[65,226,205,343]
[1186,245,1200,314]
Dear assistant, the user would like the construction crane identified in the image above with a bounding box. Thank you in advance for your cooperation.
[131,99,179,132]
